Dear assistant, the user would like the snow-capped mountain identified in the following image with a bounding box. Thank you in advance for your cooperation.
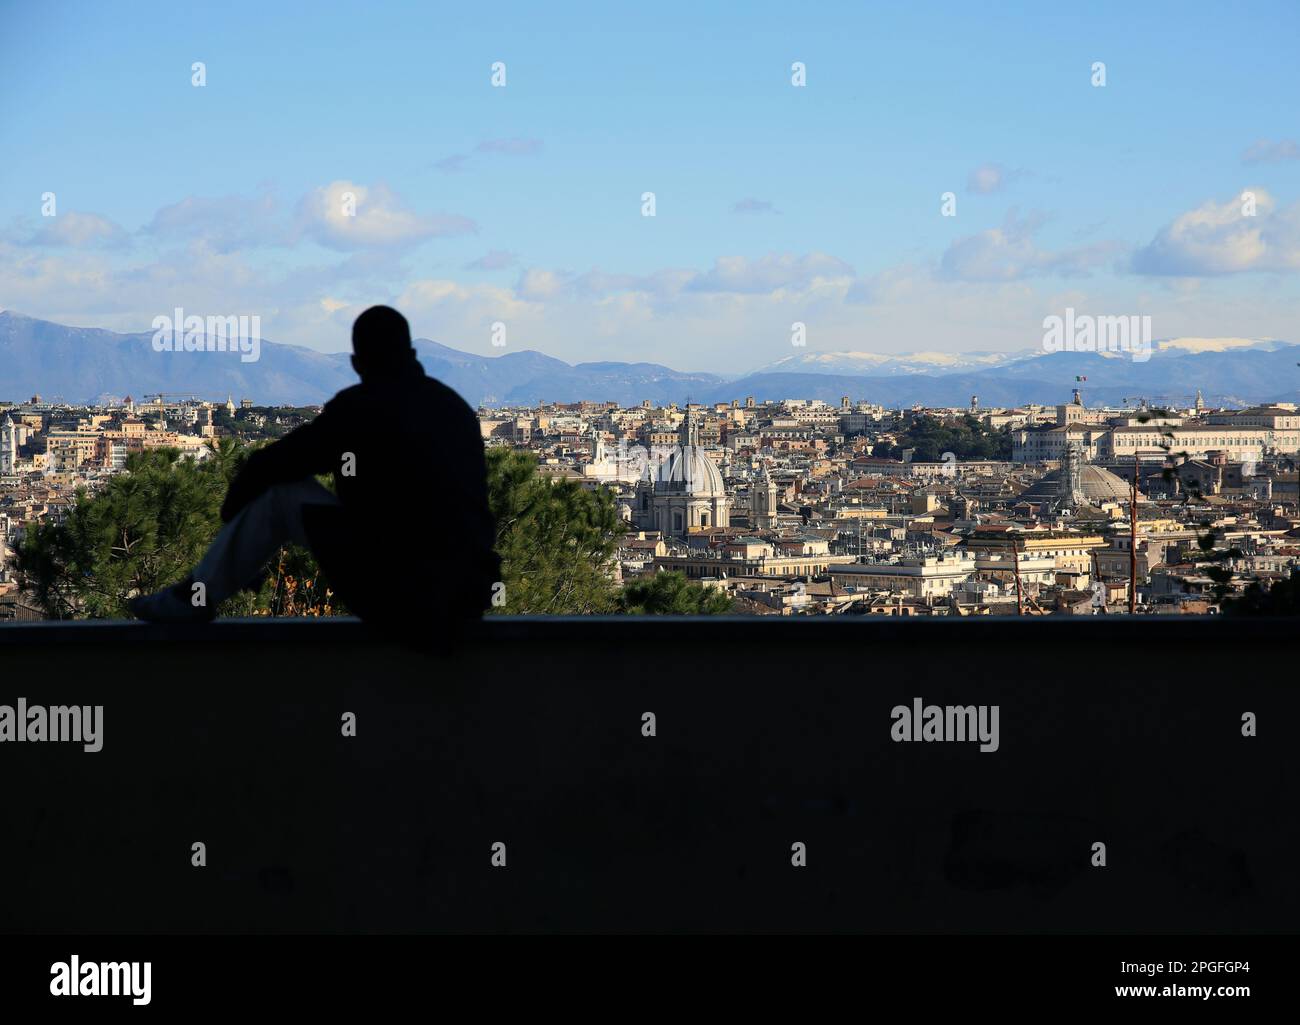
[755,349,1037,377]
[755,338,1292,376]
[2,311,1295,408]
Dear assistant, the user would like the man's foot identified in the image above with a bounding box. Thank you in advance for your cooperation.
[128,578,216,624]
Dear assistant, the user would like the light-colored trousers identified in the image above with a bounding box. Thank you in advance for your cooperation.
[193,478,339,605]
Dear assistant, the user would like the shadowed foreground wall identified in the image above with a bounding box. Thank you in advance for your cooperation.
[0,617,1295,934]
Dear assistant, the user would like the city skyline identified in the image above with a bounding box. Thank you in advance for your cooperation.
[5,379,1298,620]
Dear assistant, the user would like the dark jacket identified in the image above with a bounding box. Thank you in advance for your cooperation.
[220,357,500,631]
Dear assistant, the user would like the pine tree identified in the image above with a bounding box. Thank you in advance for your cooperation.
[617,571,734,615]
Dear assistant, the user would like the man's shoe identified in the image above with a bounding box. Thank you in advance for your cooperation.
[128,579,216,623]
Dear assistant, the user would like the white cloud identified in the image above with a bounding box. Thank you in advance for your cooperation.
[0,233,406,347]
[515,268,572,300]
[139,183,474,255]
[501,253,855,310]
[435,154,469,174]
[1131,189,1300,275]
[475,138,543,156]
[294,181,475,250]
[4,225,1298,375]
[436,138,544,173]
[143,190,278,252]
[19,211,129,249]
[685,252,854,294]
[464,250,518,270]
[1241,139,1300,164]
[966,163,1016,195]
[940,209,1121,281]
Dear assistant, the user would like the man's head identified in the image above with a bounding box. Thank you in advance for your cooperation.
[351,306,417,378]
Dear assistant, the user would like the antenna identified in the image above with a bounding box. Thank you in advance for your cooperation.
[1012,537,1024,616]
[1129,451,1139,614]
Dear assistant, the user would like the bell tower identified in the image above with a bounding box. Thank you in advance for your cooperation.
[0,415,16,475]
[751,460,777,530]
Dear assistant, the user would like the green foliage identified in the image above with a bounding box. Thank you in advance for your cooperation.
[484,450,735,615]
[617,570,734,615]
[15,439,337,619]
[17,446,229,618]
[21,439,747,620]
[1222,574,1300,616]
[485,447,624,614]
[214,406,316,442]
[873,414,1011,462]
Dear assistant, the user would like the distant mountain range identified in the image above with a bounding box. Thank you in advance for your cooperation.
[1,310,1297,410]
[758,349,1031,376]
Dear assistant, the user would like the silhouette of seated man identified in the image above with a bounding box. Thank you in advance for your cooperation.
[130,305,501,633]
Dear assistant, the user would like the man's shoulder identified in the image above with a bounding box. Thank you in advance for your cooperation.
[325,374,475,420]
[418,374,475,413]
[321,382,366,413]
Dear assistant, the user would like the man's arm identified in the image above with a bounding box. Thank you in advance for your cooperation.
[220,412,337,522]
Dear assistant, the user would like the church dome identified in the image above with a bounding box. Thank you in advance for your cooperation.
[656,445,726,497]
[1020,464,1134,503]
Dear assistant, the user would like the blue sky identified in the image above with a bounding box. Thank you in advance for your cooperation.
[2,0,1298,372]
